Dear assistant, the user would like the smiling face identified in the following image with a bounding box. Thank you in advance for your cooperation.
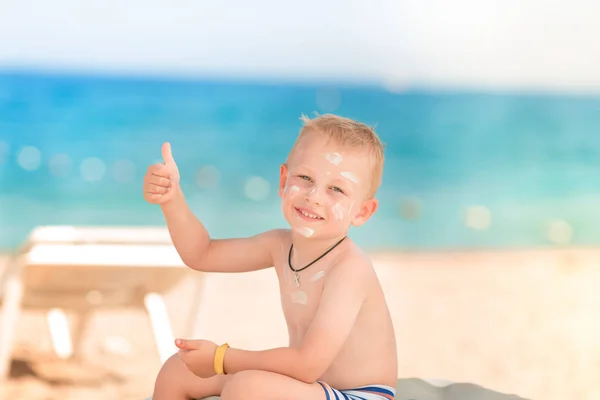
[279,133,379,240]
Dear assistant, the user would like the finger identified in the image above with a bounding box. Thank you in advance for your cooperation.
[178,348,190,357]
[161,142,176,165]
[175,338,200,350]
[146,184,168,194]
[149,175,171,187]
[148,193,165,202]
[177,350,190,365]
[147,163,170,177]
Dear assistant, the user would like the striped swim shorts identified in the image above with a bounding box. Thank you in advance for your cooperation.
[317,381,396,400]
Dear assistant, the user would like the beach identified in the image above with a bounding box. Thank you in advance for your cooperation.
[1,248,597,400]
[2,10,599,400]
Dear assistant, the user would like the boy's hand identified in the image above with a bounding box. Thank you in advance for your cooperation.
[176,338,218,378]
[143,142,181,204]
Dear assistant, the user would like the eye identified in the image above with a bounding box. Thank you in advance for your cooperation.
[331,186,345,194]
[298,175,312,182]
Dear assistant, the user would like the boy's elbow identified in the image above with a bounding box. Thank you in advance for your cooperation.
[179,243,211,271]
[179,252,209,272]
[182,259,204,271]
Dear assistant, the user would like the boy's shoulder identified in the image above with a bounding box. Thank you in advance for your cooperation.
[326,241,377,286]
[264,228,292,240]
[258,228,291,247]
[337,239,374,267]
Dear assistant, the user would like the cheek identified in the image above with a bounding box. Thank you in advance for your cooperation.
[283,184,300,198]
[283,184,308,204]
[331,203,345,221]
[329,200,355,221]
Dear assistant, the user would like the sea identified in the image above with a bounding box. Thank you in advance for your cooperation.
[1,70,600,252]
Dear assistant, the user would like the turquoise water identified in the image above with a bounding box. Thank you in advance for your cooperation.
[1,71,600,251]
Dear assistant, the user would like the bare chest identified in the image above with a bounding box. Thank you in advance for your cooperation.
[276,263,327,336]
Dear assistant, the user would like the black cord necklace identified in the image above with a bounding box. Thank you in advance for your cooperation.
[288,236,347,287]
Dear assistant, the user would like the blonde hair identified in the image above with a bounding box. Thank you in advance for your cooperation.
[287,113,385,197]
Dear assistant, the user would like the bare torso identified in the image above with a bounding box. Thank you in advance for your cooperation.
[273,233,398,389]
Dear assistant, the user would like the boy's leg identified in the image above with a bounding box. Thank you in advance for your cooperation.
[153,354,228,400]
[221,370,326,400]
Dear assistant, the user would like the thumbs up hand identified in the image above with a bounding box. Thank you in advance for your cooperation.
[143,142,181,205]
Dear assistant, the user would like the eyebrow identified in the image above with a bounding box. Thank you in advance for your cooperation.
[330,175,351,184]
[294,165,359,184]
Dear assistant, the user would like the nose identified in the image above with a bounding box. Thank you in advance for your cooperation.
[304,186,325,206]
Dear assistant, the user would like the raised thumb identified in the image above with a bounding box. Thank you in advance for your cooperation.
[161,142,176,165]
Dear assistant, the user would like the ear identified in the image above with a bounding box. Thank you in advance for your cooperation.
[278,164,288,198]
[351,198,378,227]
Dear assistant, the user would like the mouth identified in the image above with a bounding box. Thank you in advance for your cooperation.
[294,206,324,221]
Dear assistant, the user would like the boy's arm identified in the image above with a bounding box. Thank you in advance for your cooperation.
[161,187,281,273]
[222,256,369,382]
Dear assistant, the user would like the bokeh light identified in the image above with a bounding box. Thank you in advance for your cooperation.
[464,205,492,231]
[399,196,422,221]
[244,176,270,201]
[17,146,42,171]
[546,219,573,245]
[195,165,221,189]
[80,157,106,182]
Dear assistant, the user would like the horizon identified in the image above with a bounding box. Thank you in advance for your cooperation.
[2,67,600,99]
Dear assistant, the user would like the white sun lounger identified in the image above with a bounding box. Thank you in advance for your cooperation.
[0,225,199,382]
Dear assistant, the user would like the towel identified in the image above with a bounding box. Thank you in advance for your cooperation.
[145,377,528,400]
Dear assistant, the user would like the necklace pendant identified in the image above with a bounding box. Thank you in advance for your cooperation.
[287,236,346,290]
[294,271,300,287]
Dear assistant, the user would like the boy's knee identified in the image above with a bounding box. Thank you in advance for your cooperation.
[153,353,188,399]
[155,354,230,399]
[221,371,260,400]
[157,353,187,382]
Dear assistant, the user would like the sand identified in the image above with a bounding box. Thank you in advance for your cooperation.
[1,248,598,400]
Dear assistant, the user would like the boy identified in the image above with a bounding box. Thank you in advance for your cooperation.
[143,114,398,400]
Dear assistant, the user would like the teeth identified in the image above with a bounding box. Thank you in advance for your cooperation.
[300,209,320,219]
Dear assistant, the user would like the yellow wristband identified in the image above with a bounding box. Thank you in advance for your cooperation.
[213,343,230,375]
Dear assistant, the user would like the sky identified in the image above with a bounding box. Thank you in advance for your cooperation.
[0,0,599,93]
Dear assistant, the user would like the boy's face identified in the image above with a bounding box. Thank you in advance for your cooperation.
[278,133,378,240]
